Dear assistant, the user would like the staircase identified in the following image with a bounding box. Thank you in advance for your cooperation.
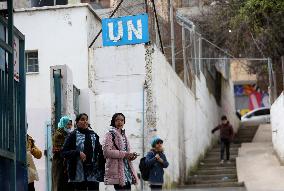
[185,126,258,188]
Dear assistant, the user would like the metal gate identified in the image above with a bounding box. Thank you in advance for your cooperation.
[0,1,27,190]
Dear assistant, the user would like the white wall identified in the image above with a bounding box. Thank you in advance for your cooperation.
[14,5,101,190]
[221,78,240,132]
[271,92,284,162]
[92,44,146,151]
[92,44,146,190]
[92,44,236,187]
[150,47,224,185]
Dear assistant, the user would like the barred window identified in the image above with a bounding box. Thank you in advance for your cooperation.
[25,51,39,73]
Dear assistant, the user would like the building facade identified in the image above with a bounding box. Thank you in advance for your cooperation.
[14,4,102,190]
[15,2,237,189]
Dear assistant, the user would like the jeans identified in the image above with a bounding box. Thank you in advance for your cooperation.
[114,182,131,190]
[220,138,231,160]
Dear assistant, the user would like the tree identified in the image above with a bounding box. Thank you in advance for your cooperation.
[193,0,284,94]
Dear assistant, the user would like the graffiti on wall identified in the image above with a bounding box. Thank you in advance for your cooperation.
[234,84,270,114]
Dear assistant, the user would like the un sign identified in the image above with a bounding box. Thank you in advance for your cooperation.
[102,14,149,47]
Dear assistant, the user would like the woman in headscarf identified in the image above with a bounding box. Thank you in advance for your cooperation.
[52,116,73,191]
[62,113,105,191]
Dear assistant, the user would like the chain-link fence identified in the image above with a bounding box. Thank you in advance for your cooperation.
[96,0,279,102]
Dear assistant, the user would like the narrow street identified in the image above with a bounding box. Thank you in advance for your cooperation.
[177,126,258,189]
[1,0,284,191]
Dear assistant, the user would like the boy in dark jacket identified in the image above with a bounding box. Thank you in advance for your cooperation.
[145,137,169,190]
[212,115,234,164]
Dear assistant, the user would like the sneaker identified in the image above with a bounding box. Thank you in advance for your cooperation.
[220,160,224,164]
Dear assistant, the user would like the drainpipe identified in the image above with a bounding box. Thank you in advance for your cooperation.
[141,81,146,190]
[142,81,146,156]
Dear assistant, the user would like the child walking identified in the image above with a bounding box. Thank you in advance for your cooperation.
[145,137,169,190]
[212,115,234,164]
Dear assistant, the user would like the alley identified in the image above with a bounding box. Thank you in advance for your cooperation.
[0,0,284,191]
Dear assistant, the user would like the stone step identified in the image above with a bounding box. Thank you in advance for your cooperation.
[198,166,236,171]
[185,126,257,189]
[208,150,238,155]
[237,133,257,136]
[211,148,239,152]
[185,181,244,188]
[236,137,254,140]
[238,137,254,139]
[236,134,255,137]
[206,153,238,158]
[237,140,253,143]
[236,135,255,138]
[190,173,237,180]
[199,164,236,169]
[192,178,238,185]
[212,144,241,148]
[203,158,236,163]
[196,168,236,175]
[237,131,257,133]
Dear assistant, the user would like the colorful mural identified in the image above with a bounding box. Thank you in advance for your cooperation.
[234,84,270,115]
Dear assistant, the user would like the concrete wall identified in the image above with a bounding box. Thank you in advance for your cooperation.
[92,44,146,190]
[221,78,240,132]
[230,60,257,83]
[14,0,31,8]
[271,92,284,162]
[149,46,238,184]
[92,44,237,187]
[14,5,101,190]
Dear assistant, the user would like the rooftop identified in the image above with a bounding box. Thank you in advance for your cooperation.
[14,3,102,21]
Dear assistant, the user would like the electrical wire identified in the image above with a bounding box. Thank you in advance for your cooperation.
[89,0,125,48]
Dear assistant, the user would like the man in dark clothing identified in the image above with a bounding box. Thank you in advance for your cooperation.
[212,115,234,164]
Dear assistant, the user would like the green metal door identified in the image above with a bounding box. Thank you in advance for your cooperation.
[0,1,27,190]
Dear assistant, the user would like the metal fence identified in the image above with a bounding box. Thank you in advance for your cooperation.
[106,1,229,96]
[0,5,27,191]
[100,0,277,102]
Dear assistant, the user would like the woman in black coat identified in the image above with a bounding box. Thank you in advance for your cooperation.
[62,113,105,191]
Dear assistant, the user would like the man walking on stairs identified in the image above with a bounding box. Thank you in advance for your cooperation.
[212,115,234,164]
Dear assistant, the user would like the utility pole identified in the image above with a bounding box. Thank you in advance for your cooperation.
[170,0,176,71]
[268,58,276,104]
[198,35,202,72]
[268,58,273,103]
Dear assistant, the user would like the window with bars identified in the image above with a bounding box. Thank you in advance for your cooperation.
[25,51,39,73]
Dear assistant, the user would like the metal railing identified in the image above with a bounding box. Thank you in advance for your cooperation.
[0,2,26,190]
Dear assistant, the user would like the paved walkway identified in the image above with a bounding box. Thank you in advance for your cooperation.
[236,124,284,191]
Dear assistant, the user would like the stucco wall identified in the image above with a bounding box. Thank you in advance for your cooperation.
[221,78,240,132]
[271,92,284,162]
[92,44,236,187]
[14,6,101,190]
[92,44,146,190]
[149,46,230,184]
